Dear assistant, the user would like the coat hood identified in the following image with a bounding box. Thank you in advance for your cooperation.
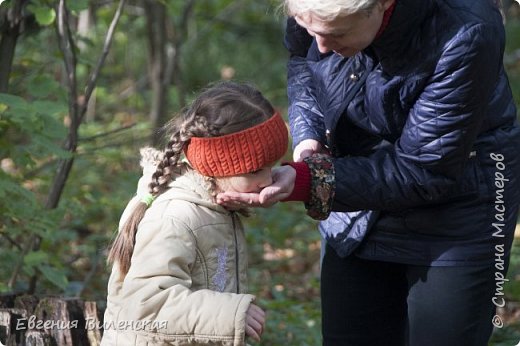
[138,147,227,213]
[119,147,228,229]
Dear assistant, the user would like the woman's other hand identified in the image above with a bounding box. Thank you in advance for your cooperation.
[293,139,326,162]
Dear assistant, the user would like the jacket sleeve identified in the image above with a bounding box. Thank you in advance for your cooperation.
[119,216,254,345]
[285,17,327,148]
[329,23,503,211]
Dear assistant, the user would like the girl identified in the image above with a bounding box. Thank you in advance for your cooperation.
[101,81,288,345]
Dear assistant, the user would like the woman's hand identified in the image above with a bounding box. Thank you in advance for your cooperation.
[245,303,266,342]
[216,166,296,208]
[293,139,326,162]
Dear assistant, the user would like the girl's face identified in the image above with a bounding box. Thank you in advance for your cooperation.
[216,166,273,193]
[295,0,394,57]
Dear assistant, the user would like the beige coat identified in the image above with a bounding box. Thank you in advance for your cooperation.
[101,151,254,346]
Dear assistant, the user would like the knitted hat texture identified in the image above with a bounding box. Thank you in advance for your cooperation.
[185,112,288,177]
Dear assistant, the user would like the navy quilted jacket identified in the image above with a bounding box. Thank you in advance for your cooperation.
[285,0,520,265]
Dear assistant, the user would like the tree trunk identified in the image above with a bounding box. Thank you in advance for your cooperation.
[77,7,97,123]
[0,0,29,93]
[171,0,196,111]
[144,0,171,145]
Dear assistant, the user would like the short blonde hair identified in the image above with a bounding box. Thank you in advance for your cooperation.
[283,0,380,20]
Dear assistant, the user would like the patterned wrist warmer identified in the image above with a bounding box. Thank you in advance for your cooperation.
[303,154,335,220]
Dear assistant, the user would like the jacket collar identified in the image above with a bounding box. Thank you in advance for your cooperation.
[374,0,396,40]
[365,0,435,73]
[136,147,228,213]
[161,166,228,213]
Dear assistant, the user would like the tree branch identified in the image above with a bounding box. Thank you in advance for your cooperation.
[170,0,196,109]
[0,229,22,251]
[79,123,137,142]
[22,124,138,180]
[179,0,196,38]
[8,235,35,290]
[48,0,127,209]
[56,0,79,137]
[81,0,127,124]
[80,134,151,154]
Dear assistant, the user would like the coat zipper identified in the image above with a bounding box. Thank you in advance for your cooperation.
[231,213,240,293]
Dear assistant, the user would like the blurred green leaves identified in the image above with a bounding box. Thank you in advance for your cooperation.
[26,4,55,26]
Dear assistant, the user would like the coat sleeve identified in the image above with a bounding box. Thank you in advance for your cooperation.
[330,23,503,211]
[285,17,327,148]
[118,216,254,345]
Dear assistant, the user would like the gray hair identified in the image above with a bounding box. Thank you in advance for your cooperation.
[283,0,381,20]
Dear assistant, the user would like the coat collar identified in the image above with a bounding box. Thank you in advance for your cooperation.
[365,0,435,73]
[136,147,228,213]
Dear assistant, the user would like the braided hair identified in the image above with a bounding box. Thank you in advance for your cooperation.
[108,81,275,276]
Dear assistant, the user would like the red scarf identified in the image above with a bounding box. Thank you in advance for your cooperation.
[375,1,396,39]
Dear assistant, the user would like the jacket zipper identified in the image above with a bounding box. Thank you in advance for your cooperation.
[231,213,240,293]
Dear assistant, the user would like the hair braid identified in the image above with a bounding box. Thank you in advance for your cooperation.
[150,136,185,195]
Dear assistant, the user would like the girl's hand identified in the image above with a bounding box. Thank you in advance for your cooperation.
[216,166,296,208]
[245,303,266,342]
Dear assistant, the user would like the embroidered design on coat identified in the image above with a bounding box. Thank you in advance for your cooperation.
[212,247,228,292]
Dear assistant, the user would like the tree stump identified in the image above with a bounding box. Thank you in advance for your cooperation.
[24,331,54,346]
[0,308,28,346]
[0,295,103,346]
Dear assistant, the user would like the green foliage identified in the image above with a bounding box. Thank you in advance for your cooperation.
[505,18,520,114]
[181,0,287,106]
[68,0,90,14]
[26,4,56,26]
[0,83,73,292]
[245,204,322,344]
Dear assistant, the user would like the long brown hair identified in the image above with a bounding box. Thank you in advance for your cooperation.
[107,81,275,276]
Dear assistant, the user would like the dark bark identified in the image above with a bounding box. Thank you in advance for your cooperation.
[0,0,30,93]
[144,0,170,144]
[171,0,196,110]
[144,0,196,145]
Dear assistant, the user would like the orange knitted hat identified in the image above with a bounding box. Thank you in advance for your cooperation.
[185,112,288,177]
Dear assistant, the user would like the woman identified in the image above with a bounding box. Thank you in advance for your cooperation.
[218,0,520,345]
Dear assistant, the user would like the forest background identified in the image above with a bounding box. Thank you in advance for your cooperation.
[1,1,520,345]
